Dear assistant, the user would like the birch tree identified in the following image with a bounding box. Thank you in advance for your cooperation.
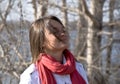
[79,0,106,83]
[82,0,105,76]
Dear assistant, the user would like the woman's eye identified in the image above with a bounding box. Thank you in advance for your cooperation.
[63,28,67,33]
[63,29,66,32]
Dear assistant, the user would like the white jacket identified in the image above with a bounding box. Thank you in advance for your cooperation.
[19,58,88,84]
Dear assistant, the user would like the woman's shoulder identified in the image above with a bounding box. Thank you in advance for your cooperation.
[75,62,86,75]
[75,62,89,84]
[75,62,84,68]
[21,64,36,76]
[19,64,37,84]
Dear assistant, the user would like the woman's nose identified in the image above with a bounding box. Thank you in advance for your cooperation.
[60,32,65,36]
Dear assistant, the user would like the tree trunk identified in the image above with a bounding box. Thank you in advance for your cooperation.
[37,0,48,18]
[74,0,87,58]
[0,45,4,57]
[86,0,105,76]
[32,0,37,19]
[62,0,68,28]
[105,0,115,82]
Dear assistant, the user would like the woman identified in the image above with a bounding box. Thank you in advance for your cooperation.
[19,16,88,84]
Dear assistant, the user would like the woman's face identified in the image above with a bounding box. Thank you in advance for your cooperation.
[43,19,69,51]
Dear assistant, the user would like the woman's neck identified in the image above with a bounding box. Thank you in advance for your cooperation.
[44,49,64,63]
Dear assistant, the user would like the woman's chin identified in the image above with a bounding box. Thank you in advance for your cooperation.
[61,44,69,50]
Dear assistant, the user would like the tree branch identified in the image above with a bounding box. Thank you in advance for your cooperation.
[80,0,100,26]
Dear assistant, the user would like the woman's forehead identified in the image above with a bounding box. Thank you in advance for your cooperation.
[49,19,63,28]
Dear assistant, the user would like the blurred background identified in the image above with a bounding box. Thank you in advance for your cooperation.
[0,0,120,84]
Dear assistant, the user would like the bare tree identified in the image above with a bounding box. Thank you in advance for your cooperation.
[74,0,87,59]
[105,0,115,82]
[78,0,106,84]
[37,0,48,18]
[31,0,37,19]
[62,0,68,28]
[0,0,14,32]
[80,0,105,76]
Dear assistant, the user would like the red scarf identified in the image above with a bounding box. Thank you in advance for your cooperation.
[36,49,86,84]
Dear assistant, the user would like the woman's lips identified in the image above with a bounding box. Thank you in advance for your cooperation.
[60,35,69,43]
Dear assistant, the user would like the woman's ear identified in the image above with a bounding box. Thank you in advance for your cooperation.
[42,42,45,48]
[42,42,46,48]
